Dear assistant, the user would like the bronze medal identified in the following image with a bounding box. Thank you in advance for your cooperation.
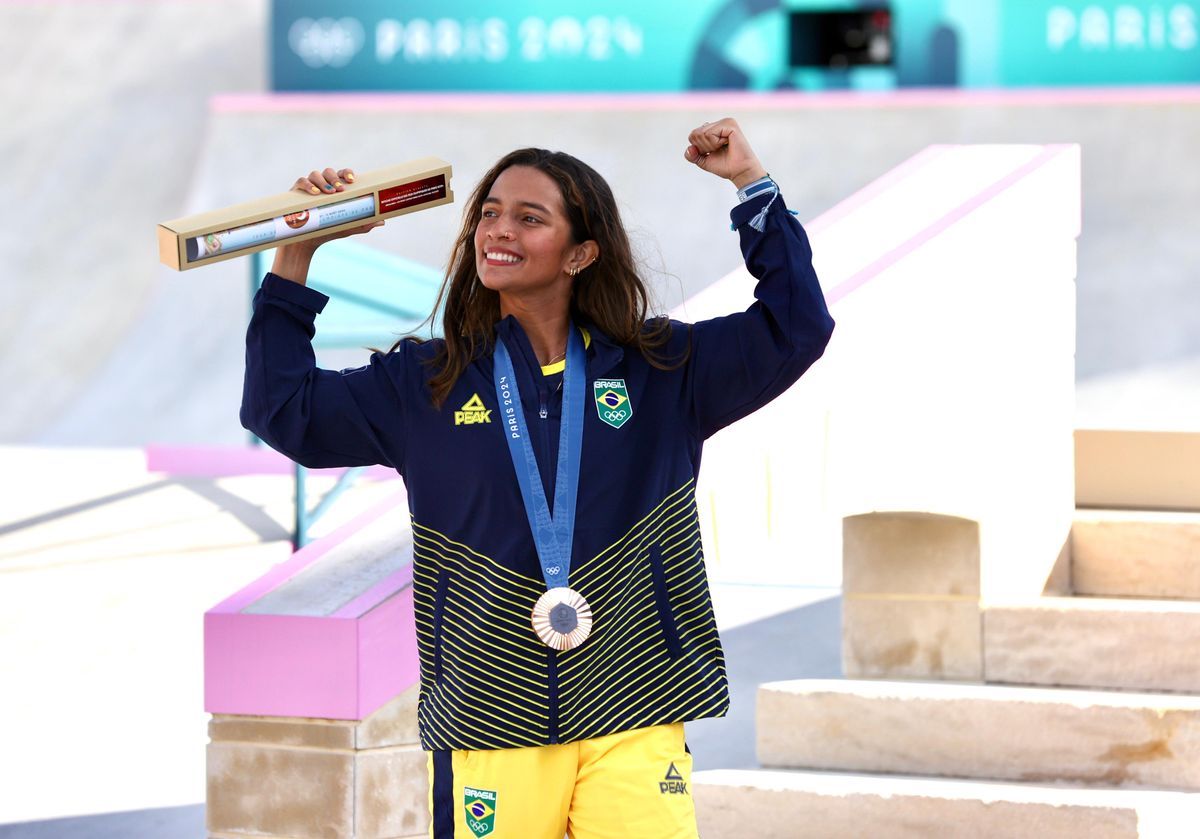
[531,587,592,651]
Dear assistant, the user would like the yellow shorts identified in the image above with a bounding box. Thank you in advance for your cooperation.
[426,722,698,838]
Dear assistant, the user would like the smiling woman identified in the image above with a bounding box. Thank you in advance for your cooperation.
[241,119,835,839]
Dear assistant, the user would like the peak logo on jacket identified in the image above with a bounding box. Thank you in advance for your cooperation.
[594,379,632,429]
[659,762,688,795]
[455,394,492,425]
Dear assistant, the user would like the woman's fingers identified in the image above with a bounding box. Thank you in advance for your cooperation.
[293,166,355,194]
[309,169,337,193]
[685,120,739,178]
[322,167,346,191]
[688,119,735,153]
[683,144,713,171]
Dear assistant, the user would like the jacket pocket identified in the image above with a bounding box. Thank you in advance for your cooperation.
[650,545,683,660]
[432,568,451,685]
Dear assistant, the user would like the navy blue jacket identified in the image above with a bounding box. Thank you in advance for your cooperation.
[241,189,834,750]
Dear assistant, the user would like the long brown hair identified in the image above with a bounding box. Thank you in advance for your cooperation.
[389,148,681,408]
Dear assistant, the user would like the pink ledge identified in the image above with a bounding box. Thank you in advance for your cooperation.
[209,85,1200,113]
[145,443,398,480]
[204,489,418,720]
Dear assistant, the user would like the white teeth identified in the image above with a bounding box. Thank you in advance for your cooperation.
[486,252,522,263]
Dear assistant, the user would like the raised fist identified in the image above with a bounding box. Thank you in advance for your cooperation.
[683,118,768,189]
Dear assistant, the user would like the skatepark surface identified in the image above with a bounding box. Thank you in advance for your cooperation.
[2,2,1199,836]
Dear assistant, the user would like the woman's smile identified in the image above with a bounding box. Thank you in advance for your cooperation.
[483,247,524,266]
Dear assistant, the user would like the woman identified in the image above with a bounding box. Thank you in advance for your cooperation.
[241,118,834,839]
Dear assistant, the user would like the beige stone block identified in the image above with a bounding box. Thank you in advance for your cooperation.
[755,679,1200,790]
[843,595,982,680]
[357,684,421,749]
[694,768,1199,839]
[984,597,1200,693]
[1072,510,1200,600]
[209,715,356,750]
[844,512,981,596]
[355,746,429,839]
[207,742,354,838]
[206,687,426,838]
[1076,430,1200,511]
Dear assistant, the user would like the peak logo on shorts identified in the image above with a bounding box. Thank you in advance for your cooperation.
[463,786,497,835]
[455,394,492,426]
[594,379,632,429]
[659,762,688,795]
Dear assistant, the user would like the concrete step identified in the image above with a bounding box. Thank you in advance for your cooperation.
[694,768,1200,839]
[1072,510,1200,600]
[985,596,1200,692]
[756,679,1200,790]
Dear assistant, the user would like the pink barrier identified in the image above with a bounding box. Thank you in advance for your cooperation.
[204,490,416,720]
[211,86,1200,114]
[145,443,397,480]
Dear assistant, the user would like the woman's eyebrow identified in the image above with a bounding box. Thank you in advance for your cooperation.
[482,196,553,215]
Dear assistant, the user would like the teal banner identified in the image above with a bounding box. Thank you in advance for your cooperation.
[270,0,1200,91]
[999,1,1199,85]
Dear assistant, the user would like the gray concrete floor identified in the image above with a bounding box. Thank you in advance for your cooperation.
[0,805,205,839]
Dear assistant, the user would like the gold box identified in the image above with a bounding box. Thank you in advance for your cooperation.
[157,157,454,271]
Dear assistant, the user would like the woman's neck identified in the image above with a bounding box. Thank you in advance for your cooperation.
[499,292,571,367]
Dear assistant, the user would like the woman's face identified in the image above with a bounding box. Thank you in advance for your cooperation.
[474,165,580,300]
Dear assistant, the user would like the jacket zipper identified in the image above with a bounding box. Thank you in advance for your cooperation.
[547,650,560,743]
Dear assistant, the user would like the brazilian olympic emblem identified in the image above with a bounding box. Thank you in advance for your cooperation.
[593,379,632,429]
[464,786,497,836]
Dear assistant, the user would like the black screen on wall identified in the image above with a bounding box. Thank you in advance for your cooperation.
[789,8,894,68]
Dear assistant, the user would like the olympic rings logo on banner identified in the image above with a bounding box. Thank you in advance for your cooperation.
[289,17,366,68]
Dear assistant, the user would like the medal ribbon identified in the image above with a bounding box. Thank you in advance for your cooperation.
[493,324,586,590]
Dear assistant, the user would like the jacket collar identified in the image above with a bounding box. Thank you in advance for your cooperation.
[577,318,624,378]
[493,315,624,379]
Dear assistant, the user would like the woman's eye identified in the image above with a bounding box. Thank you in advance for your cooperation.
[523,215,541,224]
[481,209,497,218]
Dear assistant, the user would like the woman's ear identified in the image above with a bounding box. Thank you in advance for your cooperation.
[566,240,600,275]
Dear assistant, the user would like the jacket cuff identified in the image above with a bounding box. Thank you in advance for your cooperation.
[729,188,784,231]
[261,272,330,313]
